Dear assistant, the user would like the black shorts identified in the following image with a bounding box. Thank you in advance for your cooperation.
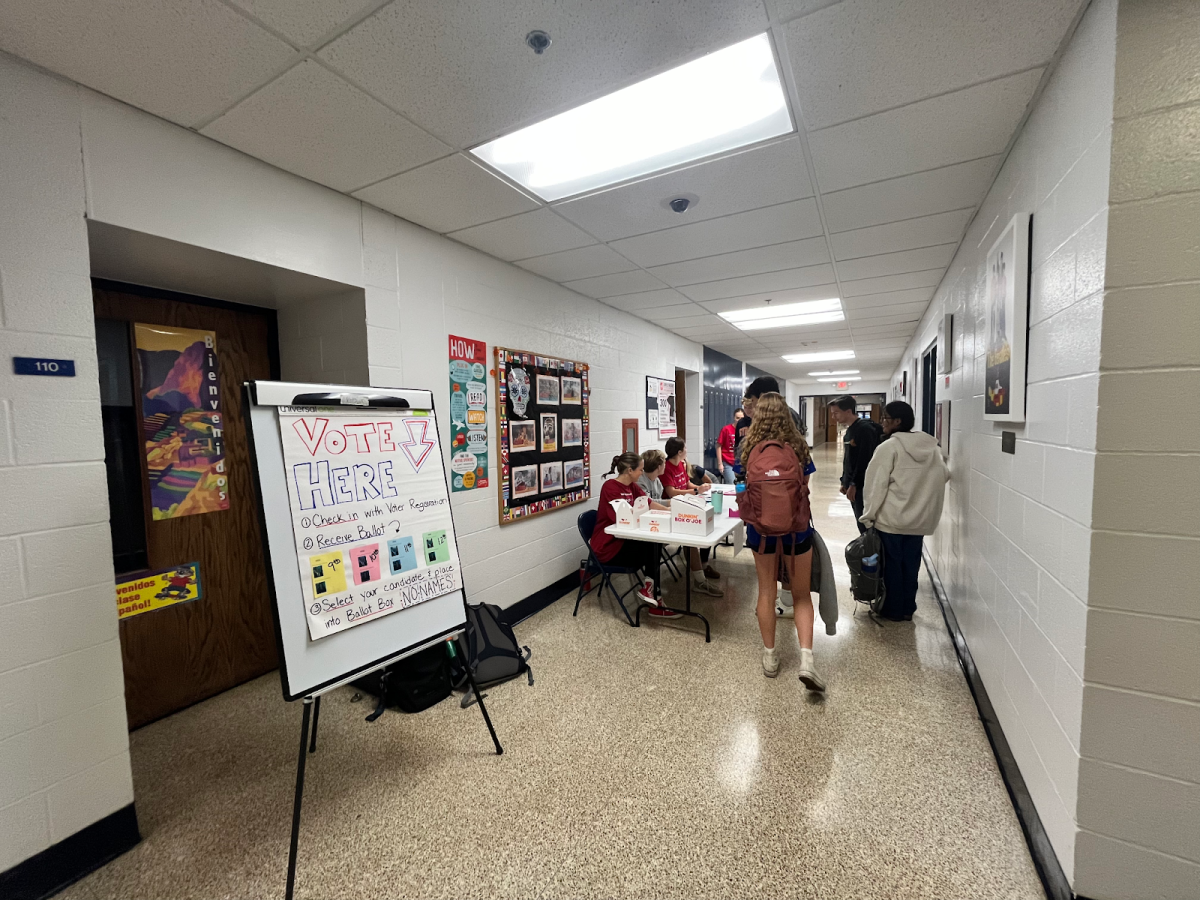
[746,525,813,556]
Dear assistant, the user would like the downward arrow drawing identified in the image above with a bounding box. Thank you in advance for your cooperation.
[400,418,436,471]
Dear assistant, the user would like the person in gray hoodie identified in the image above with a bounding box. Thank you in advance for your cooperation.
[859,401,950,621]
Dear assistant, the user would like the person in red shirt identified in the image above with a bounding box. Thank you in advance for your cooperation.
[591,452,673,613]
[716,408,744,484]
[661,437,722,596]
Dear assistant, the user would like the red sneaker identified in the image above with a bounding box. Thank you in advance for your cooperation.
[647,606,682,619]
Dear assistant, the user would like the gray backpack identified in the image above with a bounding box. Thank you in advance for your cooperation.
[845,528,886,614]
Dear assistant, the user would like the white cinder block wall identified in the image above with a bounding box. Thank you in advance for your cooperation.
[0,50,704,872]
[0,56,135,872]
[890,0,1117,883]
[1074,2,1200,896]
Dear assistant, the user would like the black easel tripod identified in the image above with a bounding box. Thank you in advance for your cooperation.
[283,638,502,900]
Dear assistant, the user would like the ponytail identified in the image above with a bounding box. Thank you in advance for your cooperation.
[606,451,641,478]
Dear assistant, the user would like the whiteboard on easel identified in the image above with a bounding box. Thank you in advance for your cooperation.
[244,381,468,701]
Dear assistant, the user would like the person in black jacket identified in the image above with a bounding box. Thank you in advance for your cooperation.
[829,396,882,534]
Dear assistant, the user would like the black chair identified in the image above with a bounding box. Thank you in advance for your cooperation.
[574,510,642,626]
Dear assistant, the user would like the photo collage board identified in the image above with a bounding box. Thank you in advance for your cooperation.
[495,347,590,525]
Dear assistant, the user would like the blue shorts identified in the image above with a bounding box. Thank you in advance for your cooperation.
[746,524,812,556]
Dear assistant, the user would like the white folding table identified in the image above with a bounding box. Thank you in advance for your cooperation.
[603,516,744,642]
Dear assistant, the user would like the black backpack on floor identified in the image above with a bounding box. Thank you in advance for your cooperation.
[451,602,533,708]
[846,528,886,615]
[353,643,452,720]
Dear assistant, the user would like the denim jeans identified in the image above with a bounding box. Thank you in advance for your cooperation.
[878,531,924,619]
[721,464,736,484]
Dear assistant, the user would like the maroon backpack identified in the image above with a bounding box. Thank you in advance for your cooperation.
[742,440,810,536]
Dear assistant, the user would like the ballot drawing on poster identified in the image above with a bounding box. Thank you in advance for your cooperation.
[278,407,462,641]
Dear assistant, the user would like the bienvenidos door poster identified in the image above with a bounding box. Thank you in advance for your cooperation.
[278,407,462,640]
[447,334,490,492]
[134,323,229,519]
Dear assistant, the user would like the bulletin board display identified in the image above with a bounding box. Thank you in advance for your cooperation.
[645,376,677,438]
[495,347,590,525]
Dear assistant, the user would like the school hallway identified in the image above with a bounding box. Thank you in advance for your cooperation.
[53,442,1041,900]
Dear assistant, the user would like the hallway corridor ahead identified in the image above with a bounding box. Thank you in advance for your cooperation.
[58,443,1043,900]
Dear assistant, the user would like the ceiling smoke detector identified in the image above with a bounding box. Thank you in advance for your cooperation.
[525,30,551,54]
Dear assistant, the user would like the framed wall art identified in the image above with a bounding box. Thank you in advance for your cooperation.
[983,213,1032,422]
[496,347,590,524]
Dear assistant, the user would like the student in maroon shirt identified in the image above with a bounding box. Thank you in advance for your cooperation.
[591,452,673,613]
[661,437,722,596]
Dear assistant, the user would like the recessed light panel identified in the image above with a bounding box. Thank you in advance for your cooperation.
[719,298,843,331]
[782,349,856,364]
[808,369,860,376]
[471,33,792,201]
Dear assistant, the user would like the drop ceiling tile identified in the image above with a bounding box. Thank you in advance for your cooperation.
[847,311,926,328]
[649,236,829,287]
[554,137,811,241]
[320,0,769,147]
[644,313,725,328]
[448,209,593,261]
[846,300,931,320]
[227,0,379,47]
[840,268,945,297]
[601,290,693,311]
[784,0,1079,129]
[852,321,919,337]
[808,69,1044,192]
[0,0,296,127]
[670,323,742,339]
[844,287,936,309]
[610,198,823,268]
[645,307,716,323]
[202,61,449,192]
[355,154,539,233]
[834,244,958,281]
[563,269,668,299]
[768,0,845,23]
[823,156,1000,233]
[680,263,836,303]
[515,244,637,282]
[831,209,972,261]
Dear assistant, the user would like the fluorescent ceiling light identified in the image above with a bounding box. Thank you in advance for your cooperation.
[470,33,791,201]
[782,350,856,364]
[807,369,860,376]
[719,298,842,331]
[823,377,859,382]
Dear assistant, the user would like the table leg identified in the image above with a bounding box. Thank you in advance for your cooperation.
[636,544,710,642]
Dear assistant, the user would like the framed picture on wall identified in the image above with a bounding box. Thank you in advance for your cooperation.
[509,420,536,452]
[983,213,1032,422]
[539,412,558,452]
[539,461,563,493]
[495,347,590,525]
[561,376,582,404]
[561,418,583,447]
[536,374,560,405]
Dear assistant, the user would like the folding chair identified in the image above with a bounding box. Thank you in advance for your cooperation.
[573,510,643,626]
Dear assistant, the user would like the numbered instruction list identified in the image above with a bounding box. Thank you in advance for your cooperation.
[278,407,462,641]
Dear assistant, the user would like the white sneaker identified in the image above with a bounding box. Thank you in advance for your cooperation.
[692,576,723,598]
[776,588,794,618]
[797,649,825,693]
[761,646,780,678]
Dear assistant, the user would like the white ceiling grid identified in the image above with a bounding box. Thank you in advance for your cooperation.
[0,0,1088,384]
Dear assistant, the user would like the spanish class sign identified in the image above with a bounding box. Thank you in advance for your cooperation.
[134,324,229,519]
[278,407,463,640]
[116,563,202,620]
[448,335,489,492]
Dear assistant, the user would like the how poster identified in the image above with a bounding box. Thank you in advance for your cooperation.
[134,324,229,519]
[448,335,489,491]
[115,562,202,619]
[278,407,462,640]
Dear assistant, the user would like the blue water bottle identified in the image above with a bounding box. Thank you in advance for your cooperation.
[862,553,879,575]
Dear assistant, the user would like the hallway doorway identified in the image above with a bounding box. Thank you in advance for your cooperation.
[94,281,280,728]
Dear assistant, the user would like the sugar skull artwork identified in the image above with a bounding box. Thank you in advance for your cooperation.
[508,367,530,417]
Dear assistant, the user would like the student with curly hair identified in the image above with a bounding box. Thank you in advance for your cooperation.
[740,393,824,691]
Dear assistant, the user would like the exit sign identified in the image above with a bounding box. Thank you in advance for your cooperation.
[834,380,852,389]
[13,357,75,377]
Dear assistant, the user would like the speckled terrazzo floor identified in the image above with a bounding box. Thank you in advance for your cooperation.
[59,444,1044,900]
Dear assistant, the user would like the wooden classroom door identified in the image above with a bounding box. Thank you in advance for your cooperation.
[94,283,279,728]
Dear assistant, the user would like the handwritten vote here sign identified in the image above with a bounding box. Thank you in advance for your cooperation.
[278,407,463,641]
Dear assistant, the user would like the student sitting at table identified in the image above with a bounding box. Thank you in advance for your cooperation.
[591,452,676,617]
[661,437,722,597]
[637,448,667,501]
